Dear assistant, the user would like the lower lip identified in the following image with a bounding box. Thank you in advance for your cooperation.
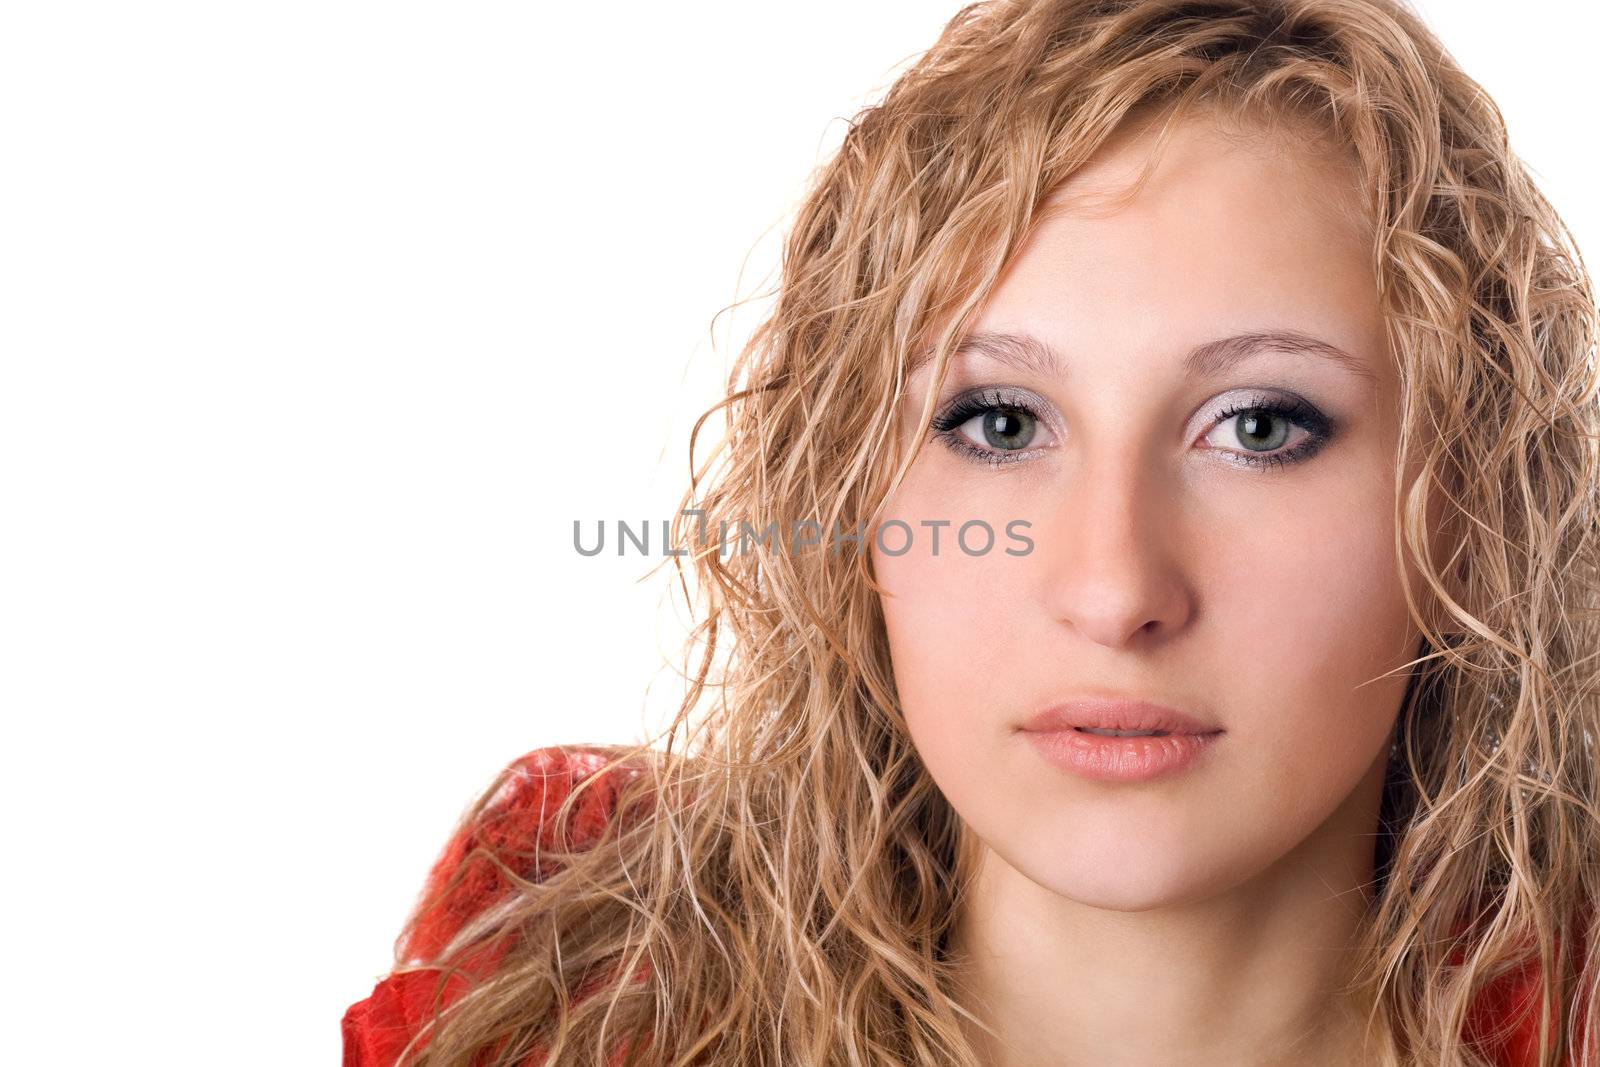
[1022,728,1223,782]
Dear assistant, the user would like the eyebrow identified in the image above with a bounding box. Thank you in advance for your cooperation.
[919,328,1378,386]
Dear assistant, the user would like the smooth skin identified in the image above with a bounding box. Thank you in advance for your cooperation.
[874,109,1435,1066]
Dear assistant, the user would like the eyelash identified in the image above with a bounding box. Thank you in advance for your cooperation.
[929,388,1336,472]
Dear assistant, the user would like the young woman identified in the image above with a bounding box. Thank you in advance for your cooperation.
[343,1,1600,1063]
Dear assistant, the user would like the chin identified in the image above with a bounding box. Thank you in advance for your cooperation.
[1054,872,1220,913]
[1014,834,1245,912]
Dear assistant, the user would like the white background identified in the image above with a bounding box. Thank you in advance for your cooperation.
[1,2,1593,1062]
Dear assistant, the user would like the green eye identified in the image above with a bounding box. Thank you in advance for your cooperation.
[931,388,1054,463]
[972,407,1037,450]
[1232,410,1290,452]
[1202,394,1337,472]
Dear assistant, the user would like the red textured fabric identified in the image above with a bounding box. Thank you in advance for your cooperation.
[1456,902,1592,1067]
[342,745,653,1067]
[342,936,513,1067]
[345,745,1590,1067]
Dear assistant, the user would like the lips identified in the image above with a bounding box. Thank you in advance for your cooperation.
[1018,698,1221,737]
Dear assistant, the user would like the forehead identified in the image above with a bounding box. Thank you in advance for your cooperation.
[1043,103,1370,237]
[930,111,1385,387]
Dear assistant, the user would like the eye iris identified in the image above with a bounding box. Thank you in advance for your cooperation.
[983,408,1035,450]
[1236,410,1288,452]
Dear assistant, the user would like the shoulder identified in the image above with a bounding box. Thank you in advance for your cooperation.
[342,744,653,1067]
[1460,906,1593,1067]
[399,743,652,963]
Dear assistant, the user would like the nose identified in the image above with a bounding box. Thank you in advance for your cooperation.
[1038,452,1193,648]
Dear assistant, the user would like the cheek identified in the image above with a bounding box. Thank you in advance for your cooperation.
[1206,479,1415,810]
[873,475,1044,727]
[872,470,1061,865]
[877,551,1028,683]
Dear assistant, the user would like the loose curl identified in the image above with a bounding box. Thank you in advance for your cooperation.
[389,1,1600,1063]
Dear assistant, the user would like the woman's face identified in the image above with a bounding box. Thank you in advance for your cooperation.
[874,112,1425,910]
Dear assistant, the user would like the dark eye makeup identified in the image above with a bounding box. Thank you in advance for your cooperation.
[929,385,1338,472]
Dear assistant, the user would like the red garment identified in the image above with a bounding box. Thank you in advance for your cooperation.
[342,745,648,1067]
[1459,904,1591,1067]
[343,745,1586,1067]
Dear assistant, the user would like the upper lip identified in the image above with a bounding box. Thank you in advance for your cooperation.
[1019,697,1222,736]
